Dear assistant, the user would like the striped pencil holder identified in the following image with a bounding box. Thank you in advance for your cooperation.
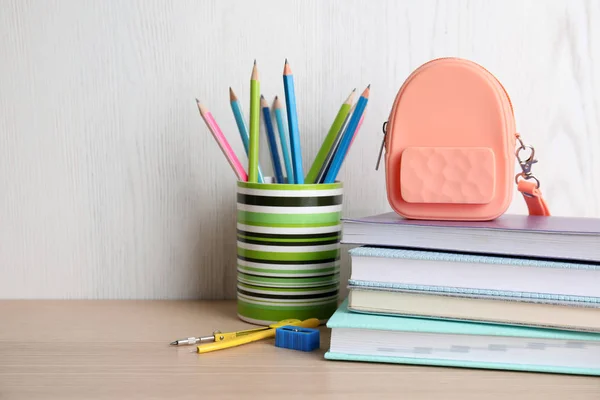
[236,180,343,325]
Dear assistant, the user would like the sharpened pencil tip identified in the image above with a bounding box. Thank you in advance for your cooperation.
[261,94,265,99]
[254,59,256,65]
[251,61,259,80]
[229,87,237,101]
[360,85,371,98]
[283,60,292,75]
[170,341,177,346]
[345,88,356,104]
[196,101,208,115]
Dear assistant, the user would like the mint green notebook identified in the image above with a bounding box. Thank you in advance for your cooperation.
[325,299,600,375]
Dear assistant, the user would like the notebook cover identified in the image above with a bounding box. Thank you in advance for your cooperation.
[325,300,600,375]
[342,212,600,235]
[347,288,600,333]
[347,247,600,304]
[323,352,600,376]
[327,299,600,339]
[349,246,600,271]
[347,280,600,305]
[346,285,600,308]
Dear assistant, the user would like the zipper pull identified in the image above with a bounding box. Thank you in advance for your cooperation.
[375,121,388,170]
[514,133,539,188]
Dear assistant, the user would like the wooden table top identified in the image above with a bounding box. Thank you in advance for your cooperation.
[1,300,599,399]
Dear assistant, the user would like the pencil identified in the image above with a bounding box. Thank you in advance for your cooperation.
[305,89,355,184]
[348,105,366,150]
[248,60,260,183]
[314,102,356,184]
[261,95,285,183]
[323,85,370,184]
[283,59,303,184]
[196,99,248,181]
[272,96,293,183]
[229,87,264,183]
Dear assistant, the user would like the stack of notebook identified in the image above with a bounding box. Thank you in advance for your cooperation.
[325,212,600,375]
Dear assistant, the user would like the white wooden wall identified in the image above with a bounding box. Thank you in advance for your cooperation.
[1,0,599,299]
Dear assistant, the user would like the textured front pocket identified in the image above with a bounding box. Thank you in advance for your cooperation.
[400,147,496,204]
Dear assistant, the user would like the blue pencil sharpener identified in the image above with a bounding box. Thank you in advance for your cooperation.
[275,325,320,352]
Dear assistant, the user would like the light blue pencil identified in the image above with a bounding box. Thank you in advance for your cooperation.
[323,85,370,183]
[272,96,293,183]
[282,59,303,184]
[229,87,264,183]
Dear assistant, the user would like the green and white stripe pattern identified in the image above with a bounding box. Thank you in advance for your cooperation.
[236,180,343,325]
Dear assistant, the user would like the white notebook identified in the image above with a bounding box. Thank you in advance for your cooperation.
[348,246,600,303]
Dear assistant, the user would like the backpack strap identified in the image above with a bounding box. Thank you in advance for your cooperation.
[514,134,551,216]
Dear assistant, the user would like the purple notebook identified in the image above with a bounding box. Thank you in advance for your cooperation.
[344,212,600,235]
[341,212,600,262]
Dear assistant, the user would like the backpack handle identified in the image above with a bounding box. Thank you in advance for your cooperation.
[514,133,551,216]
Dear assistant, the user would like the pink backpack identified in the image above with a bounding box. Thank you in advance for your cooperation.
[379,58,550,221]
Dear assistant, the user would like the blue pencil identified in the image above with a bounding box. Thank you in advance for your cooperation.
[283,60,303,184]
[272,96,293,183]
[261,95,285,183]
[229,87,264,183]
[314,104,354,184]
[323,85,370,184]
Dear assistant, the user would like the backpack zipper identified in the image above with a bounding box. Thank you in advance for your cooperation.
[375,121,387,170]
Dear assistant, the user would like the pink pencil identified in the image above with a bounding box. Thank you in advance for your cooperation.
[196,99,248,181]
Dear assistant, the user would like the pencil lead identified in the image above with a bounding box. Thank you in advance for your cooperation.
[274,95,278,99]
[285,58,288,64]
[170,341,177,346]
[353,88,356,91]
[195,98,200,103]
[261,94,265,99]
[367,84,371,89]
[254,59,256,65]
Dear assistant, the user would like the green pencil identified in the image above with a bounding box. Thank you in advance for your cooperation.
[305,89,355,183]
[248,60,260,183]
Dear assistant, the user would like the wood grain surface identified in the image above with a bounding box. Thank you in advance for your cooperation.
[0,0,599,299]
[0,300,599,400]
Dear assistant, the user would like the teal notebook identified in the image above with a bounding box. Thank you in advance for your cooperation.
[325,299,600,375]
